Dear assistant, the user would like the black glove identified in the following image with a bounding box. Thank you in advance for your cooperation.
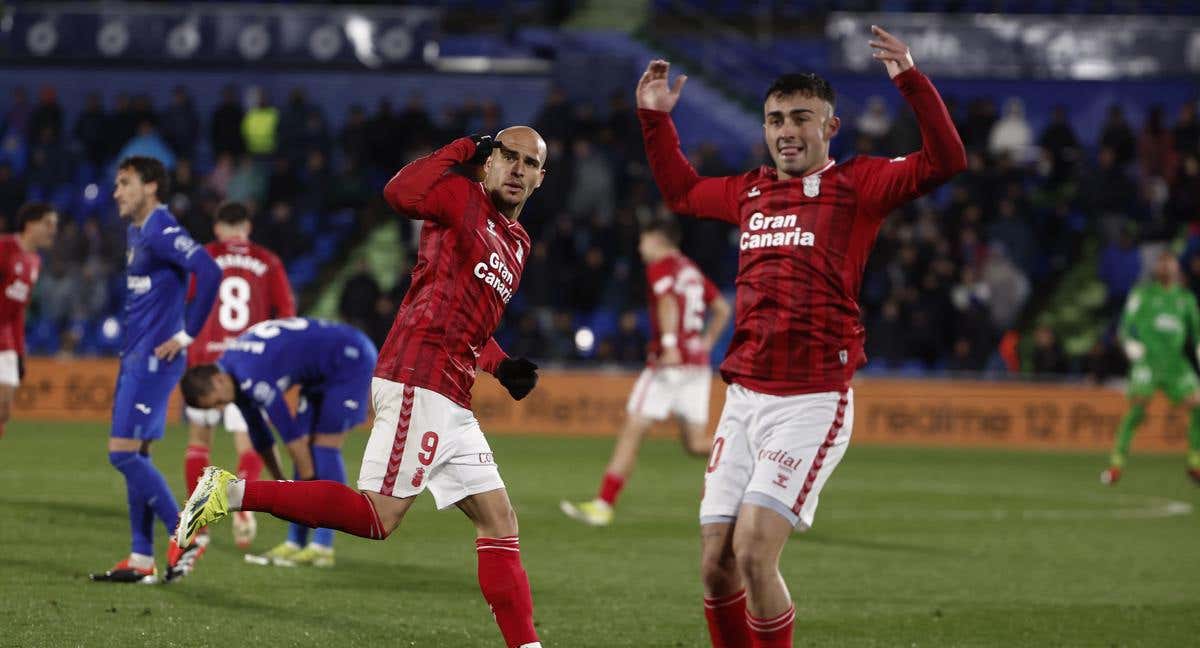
[17,355,24,381]
[468,134,495,166]
[495,357,538,401]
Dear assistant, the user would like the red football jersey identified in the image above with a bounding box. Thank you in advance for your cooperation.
[640,68,965,395]
[0,235,41,354]
[645,252,719,367]
[187,239,294,366]
[378,137,527,409]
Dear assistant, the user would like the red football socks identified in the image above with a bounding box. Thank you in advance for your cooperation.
[236,450,264,482]
[747,605,795,648]
[704,590,752,648]
[241,480,387,540]
[476,536,539,648]
[597,472,625,506]
[184,444,209,496]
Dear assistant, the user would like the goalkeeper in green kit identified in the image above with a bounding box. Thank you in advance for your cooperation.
[1102,251,1200,485]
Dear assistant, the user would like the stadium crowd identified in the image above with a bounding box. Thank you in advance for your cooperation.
[0,82,1197,374]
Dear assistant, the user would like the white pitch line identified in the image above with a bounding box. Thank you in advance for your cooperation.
[825,497,1193,521]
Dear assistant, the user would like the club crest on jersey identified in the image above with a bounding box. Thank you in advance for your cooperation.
[803,174,821,198]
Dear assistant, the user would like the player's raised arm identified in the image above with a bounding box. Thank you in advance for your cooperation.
[636,60,741,224]
[853,26,967,214]
[383,136,486,226]
[479,336,539,400]
[1118,286,1146,362]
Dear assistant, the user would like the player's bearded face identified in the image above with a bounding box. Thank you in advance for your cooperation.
[483,134,546,210]
[113,169,153,220]
[763,93,839,178]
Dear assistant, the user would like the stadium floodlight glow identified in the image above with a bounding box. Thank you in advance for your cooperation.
[26,19,57,56]
[101,316,121,340]
[344,14,380,68]
[83,183,99,201]
[379,26,413,62]
[574,327,595,354]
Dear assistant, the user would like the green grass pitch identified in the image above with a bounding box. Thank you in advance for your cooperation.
[1,421,1198,647]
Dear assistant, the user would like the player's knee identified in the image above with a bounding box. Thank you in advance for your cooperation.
[732,534,780,583]
[477,505,519,538]
[700,550,739,594]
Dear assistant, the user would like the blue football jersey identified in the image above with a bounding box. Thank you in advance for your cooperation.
[218,317,373,443]
[123,206,220,356]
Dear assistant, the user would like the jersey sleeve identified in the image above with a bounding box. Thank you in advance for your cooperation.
[147,225,221,337]
[638,109,742,224]
[849,68,967,217]
[477,336,509,374]
[646,260,675,296]
[234,391,276,454]
[267,255,296,318]
[382,137,477,228]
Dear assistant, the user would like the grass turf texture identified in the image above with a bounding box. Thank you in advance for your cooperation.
[1,422,1198,647]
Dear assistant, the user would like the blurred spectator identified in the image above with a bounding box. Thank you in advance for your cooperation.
[399,93,435,151]
[205,152,235,199]
[278,88,313,158]
[160,86,200,160]
[1172,102,1198,159]
[1100,104,1136,167]
[534,86,572,141]
[567,139,614,223]
[367,98,403,171]
[1165,154,1200,227]
[242,87,279,156]
[856,96,892,148]
[265,156,300,207]
[73,92,109,167]
[27,86,64,142]
[26,127,71,188]
[1037,105,1080,183]
[607,311,646,365]
[1137,104,1175,184]
[106,93,138,161]
[988,97,1032,163]
[339,260,382,336]
[226,155,267,206]
[130,93,157,128]
[211,85,245,157]
[1099,228,1142,313]
[988,199,1036,273]
[0,163,27,225]
[2,87,31,142]
[1029,326,1068,375]
[961,97,997,153]
[114,120,176,170]
[340,104,369,165]
[980,244,1030,330]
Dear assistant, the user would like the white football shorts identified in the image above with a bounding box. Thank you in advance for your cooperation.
[0,350,18,387]
[358,378,505,510]
[700,385,853,531]
[626,366,712,425]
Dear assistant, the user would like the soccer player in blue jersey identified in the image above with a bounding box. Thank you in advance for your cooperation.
[90,156,221,584]
[178,317,378,567]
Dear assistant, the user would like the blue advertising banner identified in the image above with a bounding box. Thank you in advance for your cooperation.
[828,12,1200,79]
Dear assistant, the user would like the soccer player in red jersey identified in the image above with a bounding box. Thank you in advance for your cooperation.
[0,202,57,439]
[562,215,730,526]
[179,128,546,648]
[183,201,294,550]
[637,27,966,647]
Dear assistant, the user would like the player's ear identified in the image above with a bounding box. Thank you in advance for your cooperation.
[825,114,841,140]
[534,168,545,189]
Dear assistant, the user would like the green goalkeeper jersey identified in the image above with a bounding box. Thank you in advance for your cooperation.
[1119,281,1200,367]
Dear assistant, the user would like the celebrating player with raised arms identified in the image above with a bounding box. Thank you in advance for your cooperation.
[91,156,221,584]
[180,317,376,567]
[182,201,294,552]
[0,202,57,439]
[637,26,966,646]
[180,128,545,648]
[562,215,730,526]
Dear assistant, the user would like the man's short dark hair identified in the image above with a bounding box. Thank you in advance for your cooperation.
[215,201,251,226]
[117,156,170,202]
[642,215,681,246]
[764,73,836,111]
[16,202,55,232]
[180,365,221,408]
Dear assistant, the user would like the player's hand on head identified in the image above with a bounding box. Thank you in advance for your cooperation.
[468,134,495,165]
[636,59,687,113]
[496,357,538,401]
[869,25,914,79]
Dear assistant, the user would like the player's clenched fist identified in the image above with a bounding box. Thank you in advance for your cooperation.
[868,25,914,79]
[636,59,687,113]
[495,357,539,400]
